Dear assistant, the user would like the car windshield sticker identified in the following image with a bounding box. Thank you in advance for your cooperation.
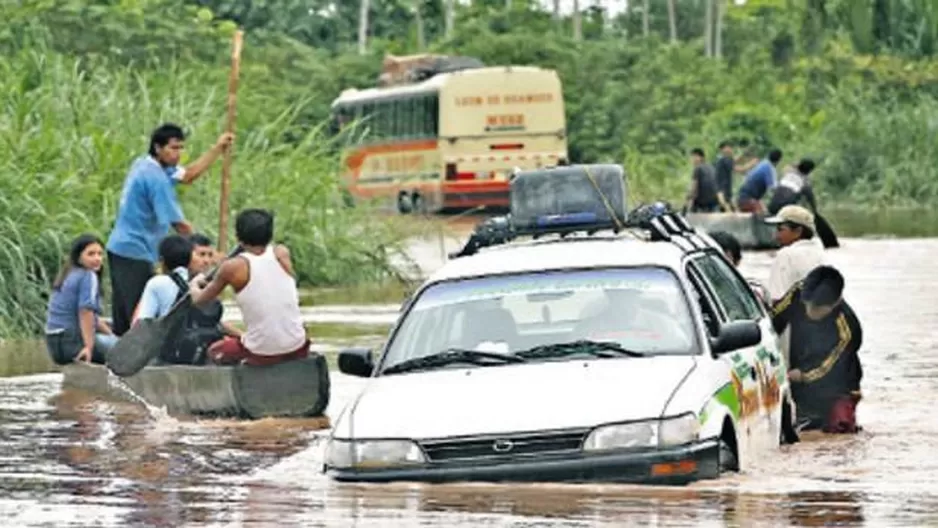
[411,268,680,312]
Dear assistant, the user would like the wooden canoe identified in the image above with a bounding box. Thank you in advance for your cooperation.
[61,354,331,419]
[683,212,779,250]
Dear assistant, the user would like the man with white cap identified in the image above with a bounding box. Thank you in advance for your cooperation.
[764,204,827,367]
[764,204,826,302]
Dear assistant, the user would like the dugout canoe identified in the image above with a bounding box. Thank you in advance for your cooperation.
[61,354,331,419]
[683,212,779,250]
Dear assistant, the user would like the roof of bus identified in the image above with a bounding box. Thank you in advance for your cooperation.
[330,65,557,107]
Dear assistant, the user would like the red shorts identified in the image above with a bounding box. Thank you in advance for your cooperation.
[824,394,860,434]
[208,337,310,366]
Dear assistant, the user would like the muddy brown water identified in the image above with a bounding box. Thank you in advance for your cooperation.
[1,234,937,526]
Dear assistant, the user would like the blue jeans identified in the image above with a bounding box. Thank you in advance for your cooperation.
[45,328,117,365]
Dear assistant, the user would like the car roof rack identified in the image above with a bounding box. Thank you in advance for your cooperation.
[449,207,715,259]
[446,163,717,259]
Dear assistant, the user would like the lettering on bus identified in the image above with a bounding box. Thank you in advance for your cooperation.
[455,93,554,107]
[486,114,525,127]
[368,153,426,174]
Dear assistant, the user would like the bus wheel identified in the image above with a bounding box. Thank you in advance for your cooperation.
[411,193,427,215]
[397,192,413,215]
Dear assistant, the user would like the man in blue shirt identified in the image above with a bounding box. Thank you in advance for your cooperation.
[736,148,783,214]
[106,123,233,335]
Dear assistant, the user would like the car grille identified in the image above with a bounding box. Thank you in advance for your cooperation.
[419,429,589,462]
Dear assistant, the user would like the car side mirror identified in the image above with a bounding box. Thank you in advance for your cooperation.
[338,348,375,377]
[710,320,762,355]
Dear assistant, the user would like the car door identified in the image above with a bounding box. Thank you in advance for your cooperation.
[684,260,761,463]
[691,252,784,445]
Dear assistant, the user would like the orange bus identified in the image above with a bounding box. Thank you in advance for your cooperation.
[330,65,568,214]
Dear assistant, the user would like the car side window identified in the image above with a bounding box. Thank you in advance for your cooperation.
[684,265,722,338]
[692,253,763,321]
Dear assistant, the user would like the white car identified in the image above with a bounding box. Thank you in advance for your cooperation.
[324,166,795,485]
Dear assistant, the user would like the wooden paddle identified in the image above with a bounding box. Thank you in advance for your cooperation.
[218,29,243,254]
[814,211,839,249]
[105,246,243,377]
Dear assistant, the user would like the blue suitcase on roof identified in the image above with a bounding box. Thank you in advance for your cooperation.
[509,164,628,234]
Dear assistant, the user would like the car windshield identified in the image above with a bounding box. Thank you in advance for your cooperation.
[381,267,698,372]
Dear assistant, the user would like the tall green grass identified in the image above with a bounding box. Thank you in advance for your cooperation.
[0,49,406,338]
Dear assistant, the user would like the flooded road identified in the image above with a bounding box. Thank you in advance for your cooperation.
[2,234,938,526]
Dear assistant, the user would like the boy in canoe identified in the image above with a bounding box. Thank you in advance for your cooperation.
[772,265,864,434]
[134,234,240,364]
[188,209,309,366]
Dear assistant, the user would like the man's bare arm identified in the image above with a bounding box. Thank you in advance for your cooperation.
[179,133,234,184]
[734,157,757,173]
[173,220,193,235]
[273,244,295,277]
[190,259,235,305]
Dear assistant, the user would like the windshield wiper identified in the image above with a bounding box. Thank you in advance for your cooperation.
[515,340,646,360]
[382,348,526,375]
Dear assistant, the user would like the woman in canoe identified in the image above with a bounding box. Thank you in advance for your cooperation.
[45,234,118,364]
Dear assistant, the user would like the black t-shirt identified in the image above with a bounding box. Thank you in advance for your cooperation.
[714,155,734,199]
[692,164,719,208]
[771,284,864,422]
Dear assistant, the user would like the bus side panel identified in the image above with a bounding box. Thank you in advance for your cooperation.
[343,140,444,213]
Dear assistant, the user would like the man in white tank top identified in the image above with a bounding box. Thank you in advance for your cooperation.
[188,209,309,366]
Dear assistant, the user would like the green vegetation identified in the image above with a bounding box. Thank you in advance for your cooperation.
[181,0,938,207]
[3,0,938,336]
[0,1,408,337]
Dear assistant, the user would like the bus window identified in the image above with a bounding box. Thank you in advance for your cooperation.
[401,97,419,139]
[425,94,439,137]
[392,99,405,140]
[412,96,426,139]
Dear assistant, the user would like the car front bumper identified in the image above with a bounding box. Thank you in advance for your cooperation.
[325,438,720,485]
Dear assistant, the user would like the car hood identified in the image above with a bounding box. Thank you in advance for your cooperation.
[337,356,697,439]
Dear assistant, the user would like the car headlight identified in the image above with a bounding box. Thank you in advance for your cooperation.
[658,413,700,447]
[325,438,427,469]
[582,414,699,452]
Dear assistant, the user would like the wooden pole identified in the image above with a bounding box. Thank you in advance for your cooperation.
[218,29,244,253]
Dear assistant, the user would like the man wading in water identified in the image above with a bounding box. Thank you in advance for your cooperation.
[188,209,309,366]
[764,204,826,302]
[106,123,234,336]
[772,266,864,433]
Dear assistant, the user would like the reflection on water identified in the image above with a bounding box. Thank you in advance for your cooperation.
[0,238,937,526]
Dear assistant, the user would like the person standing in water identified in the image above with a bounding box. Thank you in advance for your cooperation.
[772,265,863,433]
[106,123,234,336]
[708,230,770,307]
[764,204,826,302]
[45,234,117,364]
[188,209,309,366]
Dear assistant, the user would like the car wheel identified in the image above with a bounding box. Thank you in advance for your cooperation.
[718,439,739,473]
